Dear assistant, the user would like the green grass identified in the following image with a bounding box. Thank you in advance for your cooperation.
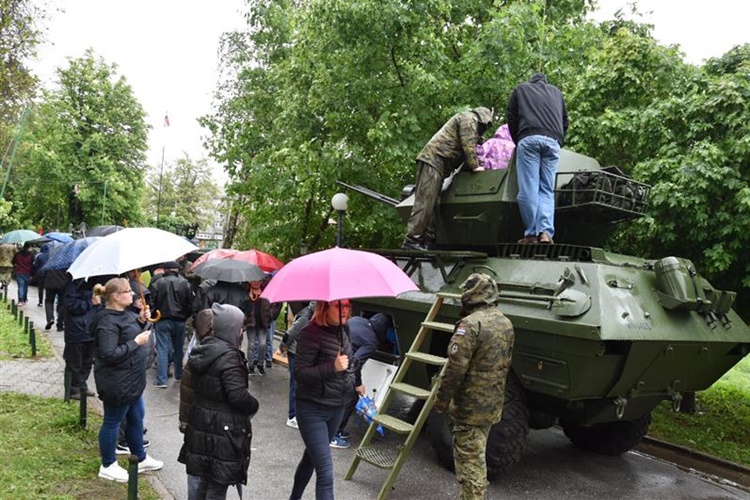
[0,303,52,358]
[0,392,160,499]
[650,354,750,466]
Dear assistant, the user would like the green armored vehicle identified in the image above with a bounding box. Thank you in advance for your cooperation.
[343,149,750,477]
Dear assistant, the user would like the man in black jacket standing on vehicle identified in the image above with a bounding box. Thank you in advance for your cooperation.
[150,261,193,388]
[507,73,568,245]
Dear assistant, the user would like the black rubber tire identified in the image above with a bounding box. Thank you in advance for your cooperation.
[561,413,652,455]
[485,372,530,478]
[426,372,530,479]
[426,407,456,472]
[528,410,557,430]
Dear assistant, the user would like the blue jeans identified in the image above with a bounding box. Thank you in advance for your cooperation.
[16,273,30,302]
[290,399,345,500]
[268,320,276,362]
[515,135,561,238]
[247,326,268,366]
[288,353,297,419]
[154,319,186,385]
[99,396,146,466]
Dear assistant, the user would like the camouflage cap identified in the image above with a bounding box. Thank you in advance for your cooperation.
[472,107,493,126]
[460,272,499,307]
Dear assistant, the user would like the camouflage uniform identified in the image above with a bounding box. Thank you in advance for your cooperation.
[404,108,493,247]
[0,243,16,288]
[434,273,514,500]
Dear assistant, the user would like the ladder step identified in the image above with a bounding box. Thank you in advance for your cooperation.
[436,291,461,300]
[374,414,414,434]
[406,351,448,366]
[422,320,455,333]
[355,445,397,469]
[389,382,431,399]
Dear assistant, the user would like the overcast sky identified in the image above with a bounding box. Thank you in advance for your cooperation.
[30,1,749,185]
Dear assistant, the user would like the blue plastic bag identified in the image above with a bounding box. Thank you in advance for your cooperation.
[356,395,385,436]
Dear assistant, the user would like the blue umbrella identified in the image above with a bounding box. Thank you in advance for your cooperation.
[44,232,73,243]
[41,237,101,272]
[1,229,41,244]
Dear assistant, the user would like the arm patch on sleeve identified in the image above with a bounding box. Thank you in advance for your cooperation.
[454,328,466,336]
[450,343,459,354]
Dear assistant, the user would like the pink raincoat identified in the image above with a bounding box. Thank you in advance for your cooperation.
[476,124,515,170]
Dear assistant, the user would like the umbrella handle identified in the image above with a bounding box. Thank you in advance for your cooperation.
[134,269,161,323]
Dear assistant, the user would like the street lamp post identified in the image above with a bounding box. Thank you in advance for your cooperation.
[331,193,349,247]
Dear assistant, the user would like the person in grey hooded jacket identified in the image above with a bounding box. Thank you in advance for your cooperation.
[181,303,260,499]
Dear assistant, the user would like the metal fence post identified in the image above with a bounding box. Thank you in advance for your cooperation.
[29,323,36,356]
[79,392,87,429]
[63,368,72,403]
[128,456,139,499]
[24,316,29,334]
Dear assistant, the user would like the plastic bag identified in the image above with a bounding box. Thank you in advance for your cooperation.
[356,395,385,436]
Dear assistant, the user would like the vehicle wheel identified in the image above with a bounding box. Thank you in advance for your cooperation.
[426,407,455,472]
[528,410,557,430]
[486,372,530,478]
[561,413,652,455]
[426,372,530,478]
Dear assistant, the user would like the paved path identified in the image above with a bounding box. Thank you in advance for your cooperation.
[0,284,69,399]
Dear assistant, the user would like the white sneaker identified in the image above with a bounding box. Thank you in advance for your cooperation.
[138,454,164,473]
[286,417,298,429]
[98,462,129,482]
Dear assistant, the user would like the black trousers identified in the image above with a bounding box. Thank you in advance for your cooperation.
[45,287,64,327]
[63,341,94,391]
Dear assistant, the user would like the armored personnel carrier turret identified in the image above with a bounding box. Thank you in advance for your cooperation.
[343,149,750,477]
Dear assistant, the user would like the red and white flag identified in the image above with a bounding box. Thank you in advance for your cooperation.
[164,113,170,127]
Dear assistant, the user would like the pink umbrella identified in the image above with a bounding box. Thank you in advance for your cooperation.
[261,247,418,303]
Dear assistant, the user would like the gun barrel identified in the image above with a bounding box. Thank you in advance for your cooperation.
[337,181,400,207]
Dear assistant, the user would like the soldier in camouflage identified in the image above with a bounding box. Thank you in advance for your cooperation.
[402,107,493,251]
[434,273,515,500]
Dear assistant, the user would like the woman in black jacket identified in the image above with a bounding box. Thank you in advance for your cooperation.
[290,300,353,500]
[181,303,259,499]
[92,277,163,482]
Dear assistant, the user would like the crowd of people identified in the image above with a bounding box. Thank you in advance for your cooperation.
[0,73,557,499]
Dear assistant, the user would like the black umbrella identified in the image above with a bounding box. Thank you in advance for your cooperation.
[192,259,266,283]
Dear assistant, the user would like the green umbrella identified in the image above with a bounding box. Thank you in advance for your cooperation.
[1,229,41,245]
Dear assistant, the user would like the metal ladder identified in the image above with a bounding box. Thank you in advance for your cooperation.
[344,291,459,499]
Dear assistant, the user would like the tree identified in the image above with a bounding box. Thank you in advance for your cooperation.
[0,0,45,147]
[10,50,149,230]
[145,154,222,235]
[202,0,598,260]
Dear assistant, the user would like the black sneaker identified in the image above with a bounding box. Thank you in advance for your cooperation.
[257,364,266,376]
[45,320,53,330]
[265,360,273,369]
[248,364,256,376]
[116,439,150,455]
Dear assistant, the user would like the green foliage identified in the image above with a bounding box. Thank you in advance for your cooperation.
[0,392,160,498]
[9,50,150,231]
[144,154,222,230]
[0,304,52,358]
[0,0,45,148]
[203,0,597,259]
[202,1,750,320]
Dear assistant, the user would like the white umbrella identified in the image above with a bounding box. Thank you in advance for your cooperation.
[68,227,198,280]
